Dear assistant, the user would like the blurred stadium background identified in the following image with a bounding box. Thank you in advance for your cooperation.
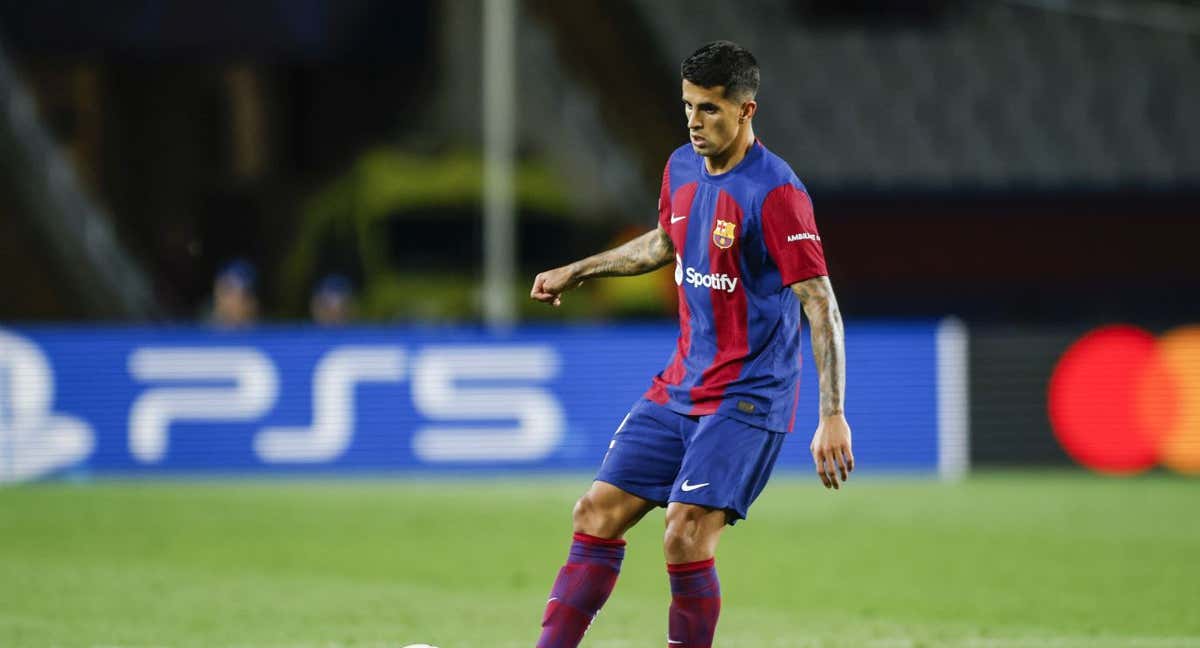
[1,1,1199,646]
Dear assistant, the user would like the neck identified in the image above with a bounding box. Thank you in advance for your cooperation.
[704,125,756,175]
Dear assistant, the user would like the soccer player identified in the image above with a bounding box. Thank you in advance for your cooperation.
[529,41,853,648]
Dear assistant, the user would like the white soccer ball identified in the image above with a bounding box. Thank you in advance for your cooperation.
[401,645,439,648]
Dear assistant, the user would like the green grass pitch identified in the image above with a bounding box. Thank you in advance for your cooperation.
[1,473,1198,648]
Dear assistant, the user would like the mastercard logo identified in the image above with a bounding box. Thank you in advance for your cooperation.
[1048,324,1200,475]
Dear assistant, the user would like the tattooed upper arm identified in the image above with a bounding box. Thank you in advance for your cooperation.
[650,225,675,267]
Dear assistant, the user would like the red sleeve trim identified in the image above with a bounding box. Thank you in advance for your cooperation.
[666,557,715,573]
[657,158,672,229]
[785,271,829,285]
[761,183,828,286]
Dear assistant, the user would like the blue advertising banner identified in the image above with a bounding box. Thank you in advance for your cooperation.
[0,322,965,482]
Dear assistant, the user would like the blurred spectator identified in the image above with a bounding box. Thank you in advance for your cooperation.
[210,259,259,328]
[310,274,355,326]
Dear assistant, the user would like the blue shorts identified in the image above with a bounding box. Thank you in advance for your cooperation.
[594,398,787,524]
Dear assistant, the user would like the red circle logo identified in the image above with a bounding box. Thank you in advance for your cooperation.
[1048,324,1200,475]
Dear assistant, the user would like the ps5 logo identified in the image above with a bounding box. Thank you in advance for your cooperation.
[0,330,566,481]
[0,329,94,483]
[128,344,564,465]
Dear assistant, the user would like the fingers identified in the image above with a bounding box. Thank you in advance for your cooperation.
[826,451,840,489]
[530,275,547,300]
[812,450,838,490]
[812,445,854,490]
[529,274,559,304]
[813,453,831,489]
[833,448,849,483]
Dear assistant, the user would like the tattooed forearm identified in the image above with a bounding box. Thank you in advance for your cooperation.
[792,276,846,417]
[571,227,675,280]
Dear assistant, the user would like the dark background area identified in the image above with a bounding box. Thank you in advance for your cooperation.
[0,0,1197,324]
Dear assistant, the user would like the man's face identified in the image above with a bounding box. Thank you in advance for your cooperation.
[682,79,748,158]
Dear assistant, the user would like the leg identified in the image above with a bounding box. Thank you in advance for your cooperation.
[537,482,657,648]
[538,399,686,648]
[662,502,727,564]
[660,415,786,648]
[574,480,657,539]
[663,503,726,648]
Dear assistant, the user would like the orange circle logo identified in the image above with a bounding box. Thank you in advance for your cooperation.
[1048,324,1200,475]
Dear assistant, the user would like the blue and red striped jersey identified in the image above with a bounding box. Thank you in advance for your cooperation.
[644,140,827,433]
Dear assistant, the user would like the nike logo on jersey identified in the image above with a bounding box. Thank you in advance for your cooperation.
[680,480,710,492]
[670,213,687,224]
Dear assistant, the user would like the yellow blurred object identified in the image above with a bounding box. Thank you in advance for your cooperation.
[592,225,676,318]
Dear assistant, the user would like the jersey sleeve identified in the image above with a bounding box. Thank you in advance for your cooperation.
[656,158,671,229]
[761,183,828,285]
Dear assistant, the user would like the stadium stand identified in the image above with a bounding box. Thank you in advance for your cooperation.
[634,1,1200,192]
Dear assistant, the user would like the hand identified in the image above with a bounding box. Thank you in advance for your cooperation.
[530,265,582,307]
[810,414,853,490]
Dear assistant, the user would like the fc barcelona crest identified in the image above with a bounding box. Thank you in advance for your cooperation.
[712,219,737,249]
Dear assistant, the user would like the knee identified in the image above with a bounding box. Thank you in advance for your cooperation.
[572,492,621,538]
[663,506,721,561]
[663,511,699,555]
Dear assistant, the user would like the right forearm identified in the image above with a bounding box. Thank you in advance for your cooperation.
[793,276,846,418]
[570,228,673,280]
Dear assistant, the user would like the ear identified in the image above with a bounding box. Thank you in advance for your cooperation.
[740,100,758,123]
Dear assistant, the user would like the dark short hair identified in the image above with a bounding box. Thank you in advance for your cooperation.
[681,41,760,100]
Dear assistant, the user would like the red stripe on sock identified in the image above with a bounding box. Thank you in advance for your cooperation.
[667,558,715,573]
[573,532,627,547]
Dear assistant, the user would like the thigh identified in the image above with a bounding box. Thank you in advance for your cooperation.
[594,399,692,506]
[670,415,787,525]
